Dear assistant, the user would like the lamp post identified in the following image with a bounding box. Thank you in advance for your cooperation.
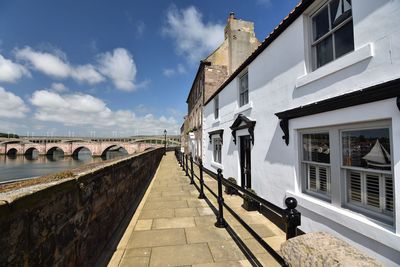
[164,129,167,155]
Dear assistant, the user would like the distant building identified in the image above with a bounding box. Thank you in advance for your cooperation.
[180,116,188,153]
[184,13,260,160]
[202,0,400,265]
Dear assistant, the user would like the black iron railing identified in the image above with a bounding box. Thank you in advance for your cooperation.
[174,149,301,266]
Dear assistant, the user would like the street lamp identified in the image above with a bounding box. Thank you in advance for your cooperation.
[164,129,167,155]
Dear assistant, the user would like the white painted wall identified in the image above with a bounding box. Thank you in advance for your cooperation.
[203,1,400,265]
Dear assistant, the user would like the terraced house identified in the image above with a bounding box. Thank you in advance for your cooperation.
[183,13,260,159]
[202,0,400,265]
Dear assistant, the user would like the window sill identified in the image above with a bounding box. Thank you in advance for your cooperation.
[286,191,399,250]
[296,43,374,88]
[234,102,253,115]
[211,161,223,170]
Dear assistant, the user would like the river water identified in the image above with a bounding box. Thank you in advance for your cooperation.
[0,148,128,183]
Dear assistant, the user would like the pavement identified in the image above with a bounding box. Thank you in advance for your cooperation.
[107,152,285,267]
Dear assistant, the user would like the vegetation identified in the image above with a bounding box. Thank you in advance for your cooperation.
[225,177,238,195]
[0,133,19,138]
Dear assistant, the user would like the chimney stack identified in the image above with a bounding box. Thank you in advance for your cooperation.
[229,12,235,21]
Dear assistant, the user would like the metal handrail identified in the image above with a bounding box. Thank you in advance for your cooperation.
[174,150,301,266]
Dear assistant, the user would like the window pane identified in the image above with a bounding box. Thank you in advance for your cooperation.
[330,0,352,28]
[366,173,380,208]
[319,166,328,192]
[313,6,330,41]
[348,171,362,203]
[385,176,394,212]
[315,35,334,68]
[309,165,317,190]
[334,21,354,58]
[342,128,391,171]
[239,73,248,93]
[303,133,330,163]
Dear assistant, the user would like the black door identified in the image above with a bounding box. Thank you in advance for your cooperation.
[240,135,252,189]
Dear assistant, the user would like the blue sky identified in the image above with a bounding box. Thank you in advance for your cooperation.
[0,0,298,137]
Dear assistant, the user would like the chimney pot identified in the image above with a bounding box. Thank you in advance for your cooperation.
[229,12,235,19]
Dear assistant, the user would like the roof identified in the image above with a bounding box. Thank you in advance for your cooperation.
[204,0,314,106]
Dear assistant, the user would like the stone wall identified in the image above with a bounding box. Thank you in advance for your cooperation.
[0,148,164,266]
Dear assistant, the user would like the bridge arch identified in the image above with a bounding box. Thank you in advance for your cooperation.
[25,147,39,156]
[72,146,92,157]
[7,148,18,156]
[101,145,129,158]
[46,146,65,156]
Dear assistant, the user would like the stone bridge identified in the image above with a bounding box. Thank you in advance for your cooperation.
[0,139,168,157]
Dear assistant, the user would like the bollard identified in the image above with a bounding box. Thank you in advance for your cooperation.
[198,159,205,199]
[190,156,194,184]
[185,155,189,177]
[215,168,227,228]
[283,197,301,240]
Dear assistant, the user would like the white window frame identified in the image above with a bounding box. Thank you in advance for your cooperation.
[339,124,394,223]
[300,130,332,202]
[213,137,222,164]
[308,0,354,70]
[298,120,394,225]
[238,71,249,107]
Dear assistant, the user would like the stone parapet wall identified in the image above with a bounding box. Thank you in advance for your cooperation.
[0,148,164,266]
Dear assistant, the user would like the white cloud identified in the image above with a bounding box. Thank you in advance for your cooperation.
[0,87,28,118]
[163,63,186,77]
[29,90,179,134]
[162,6,224,63]
[0,54,30,82]
[51,82,68,92]
[257,0,272,7]
[136,21,146,37]
[163,68,176,77]
[97,48,139,91]
[70,64,104,84]
[15,46,104,84]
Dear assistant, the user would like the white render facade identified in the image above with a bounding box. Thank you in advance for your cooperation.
[202,0,400,265]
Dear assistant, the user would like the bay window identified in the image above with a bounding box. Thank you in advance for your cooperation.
[300,123,394,224]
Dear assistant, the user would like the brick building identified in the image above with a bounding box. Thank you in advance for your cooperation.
[183,13,259,159]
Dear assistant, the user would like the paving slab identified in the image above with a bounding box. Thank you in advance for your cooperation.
[174,207,200,217]
[208,240,247,262]
[185,226,231,244]
[127,228,186,248]
[152,217,196,229]
[139,209,175,219]
[149,243,214,267]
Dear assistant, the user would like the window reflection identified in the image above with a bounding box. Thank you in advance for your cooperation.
[342,128,391,171]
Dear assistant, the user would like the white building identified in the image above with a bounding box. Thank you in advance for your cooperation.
[202,0,400,265]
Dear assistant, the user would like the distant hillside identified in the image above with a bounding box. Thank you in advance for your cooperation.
[0,133,19,138]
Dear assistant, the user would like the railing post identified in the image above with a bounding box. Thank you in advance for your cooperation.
[185,155,189,177]
[215,168,227,228]
[198,159,205,199]
[190,155,194,184]
[181,153,185,171]
[283,197,301,240]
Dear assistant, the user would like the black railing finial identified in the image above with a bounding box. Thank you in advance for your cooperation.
[283,197,301,240]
